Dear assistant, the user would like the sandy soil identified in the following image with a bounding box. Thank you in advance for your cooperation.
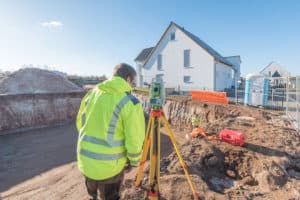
[1,104,300,200]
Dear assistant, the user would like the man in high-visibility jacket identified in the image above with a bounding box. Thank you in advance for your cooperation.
[76,63,145,200]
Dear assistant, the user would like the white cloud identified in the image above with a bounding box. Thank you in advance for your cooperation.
[41,21,63,28]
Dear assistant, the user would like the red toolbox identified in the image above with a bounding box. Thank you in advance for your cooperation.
[219,129,245,146]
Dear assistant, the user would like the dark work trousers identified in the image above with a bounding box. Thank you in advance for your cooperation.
[85,171,124,200]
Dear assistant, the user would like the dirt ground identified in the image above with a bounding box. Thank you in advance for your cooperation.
[0,123,176,200]
[1,103,300,200]
[123,103,300,200]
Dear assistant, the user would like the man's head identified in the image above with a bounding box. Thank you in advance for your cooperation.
[113,63,137,86]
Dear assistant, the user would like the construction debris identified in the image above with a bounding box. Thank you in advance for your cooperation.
[236,116,256,127]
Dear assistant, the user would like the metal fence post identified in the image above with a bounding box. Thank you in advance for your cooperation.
[271,88,273,107]
[297,76,300,132]
[235,75,238,104]
[286,76,289,116]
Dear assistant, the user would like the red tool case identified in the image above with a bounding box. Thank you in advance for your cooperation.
[219,129,245,146]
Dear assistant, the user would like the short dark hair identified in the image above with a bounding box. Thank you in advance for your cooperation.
[112,63,136,81]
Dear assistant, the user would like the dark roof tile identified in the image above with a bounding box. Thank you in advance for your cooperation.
[134,47,154,63]
[176,24,232,66]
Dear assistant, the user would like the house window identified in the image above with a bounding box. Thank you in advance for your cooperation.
[184,50,190,68]
[157,54,162,70]
[268,71,271,77]
[156,74,163,82]
[184,76,191,83]
[140,75,143,87]
[170,32,176,41]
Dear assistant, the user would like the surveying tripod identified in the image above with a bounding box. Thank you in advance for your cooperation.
[135,108,199,199]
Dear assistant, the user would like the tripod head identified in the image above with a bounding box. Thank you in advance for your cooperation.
[149,79,165,110]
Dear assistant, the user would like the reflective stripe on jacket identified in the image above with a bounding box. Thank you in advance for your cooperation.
[76,76,145,180]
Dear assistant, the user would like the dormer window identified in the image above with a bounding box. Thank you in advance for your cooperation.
[170,32,176,41]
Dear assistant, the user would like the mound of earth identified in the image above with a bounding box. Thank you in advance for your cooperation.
[0,68,83,94]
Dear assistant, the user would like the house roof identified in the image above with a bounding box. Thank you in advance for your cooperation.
[134,47,154,63]
[176,25,232,66]
[260,62,290,77]
[139,21,233,68]
[225,55,241,59]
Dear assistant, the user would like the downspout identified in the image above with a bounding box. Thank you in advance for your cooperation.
[213,61,216,91]
[235,70,238,104]
[232,66,238,104]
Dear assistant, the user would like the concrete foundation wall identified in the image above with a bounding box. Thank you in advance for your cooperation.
[134,93,232,133]
[0,92,84,133]
[0,91,227,134]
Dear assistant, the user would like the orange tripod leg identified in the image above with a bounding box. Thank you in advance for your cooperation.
[148,117,160,200]
[161,115,199,199]
[135,116,154,187]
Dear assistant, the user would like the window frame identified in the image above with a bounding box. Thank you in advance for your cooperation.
[156,74,164,82]
[184,75,192,83]
[184,49,191,68]
[157,54,163,70]
[170,32,176,41]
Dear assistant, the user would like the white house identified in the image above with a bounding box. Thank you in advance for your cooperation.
[260,62,290,78]
[135,22,241,92]
[260,62,290,87]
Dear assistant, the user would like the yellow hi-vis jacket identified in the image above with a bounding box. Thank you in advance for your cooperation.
[76,76,145,180]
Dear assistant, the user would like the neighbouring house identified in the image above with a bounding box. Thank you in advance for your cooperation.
[260,62,290,87]
[134,21,241,92]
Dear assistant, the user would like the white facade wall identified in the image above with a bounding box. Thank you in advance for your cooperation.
[215,62,234,91]
[142,25,215,91]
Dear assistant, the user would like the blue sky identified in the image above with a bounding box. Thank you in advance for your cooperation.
[0,0,299,77]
